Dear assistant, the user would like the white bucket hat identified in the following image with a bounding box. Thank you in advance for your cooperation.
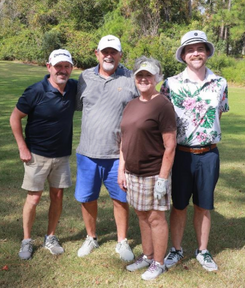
[176,30,215,63]
[97,35,122,52]
[48,49,73,66]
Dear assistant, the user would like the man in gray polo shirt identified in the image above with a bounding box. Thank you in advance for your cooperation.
[75,35,139,261]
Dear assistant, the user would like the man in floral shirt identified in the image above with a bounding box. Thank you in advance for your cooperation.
[161,30,229,272]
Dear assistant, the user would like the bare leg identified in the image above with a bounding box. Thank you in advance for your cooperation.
[23,191,42,239]
[81,200,98,238]
[112,199,129,242]
[149,210,168,264]
[193,204,211,250]
[47,187,63,235]
[135,210,154,258]
[170,206,187,250]
[136,210,168,264]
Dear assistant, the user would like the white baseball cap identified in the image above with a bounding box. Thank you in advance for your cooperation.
[48,49,73,66]
[176,30,215,63]
[134,61,160,76]
[97,35,122,52]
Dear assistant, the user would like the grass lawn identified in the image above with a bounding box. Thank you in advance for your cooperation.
[0,61,245,288]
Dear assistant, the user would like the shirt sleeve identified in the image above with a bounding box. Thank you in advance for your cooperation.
[16,84,40,114]
[220,82,229,113]
[158,99,177,133]
[160,79,171,101]
[75,73,84,111]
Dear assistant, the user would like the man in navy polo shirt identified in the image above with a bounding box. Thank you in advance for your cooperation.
[10,49,77,260]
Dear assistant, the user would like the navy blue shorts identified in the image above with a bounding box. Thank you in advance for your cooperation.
[172,147,220,210]
[74,154,127,203]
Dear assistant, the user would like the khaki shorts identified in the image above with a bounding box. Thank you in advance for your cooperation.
[125,173,171,211]
[22,153,72,192]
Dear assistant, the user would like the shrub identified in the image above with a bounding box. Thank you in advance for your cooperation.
[0,29,43,63]
[221,59,245,85]
[208,53,236,76]
[65,30,98,69]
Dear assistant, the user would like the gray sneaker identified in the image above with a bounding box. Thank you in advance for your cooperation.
[141,261,167,281]
[44,235,64,255]
[126,254,153,272]
[115,238,134,262]
[164,247,184,268]
[195,249,218,271]
[77,235,99,257]
[19,239,33,260]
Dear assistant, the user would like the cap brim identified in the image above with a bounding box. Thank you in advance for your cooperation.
[134,67,159,76]
[50,58,73,66]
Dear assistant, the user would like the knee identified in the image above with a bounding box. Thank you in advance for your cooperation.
[26,193,41,206]
[148,212,167,227]
[113,199,128,207]
[194,205,210,216]
[172,206,187,216]
[113,199,129,212]
[50,189,63,202]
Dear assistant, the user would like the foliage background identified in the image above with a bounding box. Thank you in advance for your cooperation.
[1,0,245,83]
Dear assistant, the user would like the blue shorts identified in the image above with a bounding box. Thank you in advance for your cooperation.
[74,154,127,203]
[172,147,220,210]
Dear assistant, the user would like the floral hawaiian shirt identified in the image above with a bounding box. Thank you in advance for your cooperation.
[161,68,229,146]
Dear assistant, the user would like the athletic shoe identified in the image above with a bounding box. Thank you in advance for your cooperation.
[77,235,99,257]
[141,261,167,281]
[126,254,153,272]
[195,249,218,271]
[115,238,134,262]
[44,235,64,255]
[164,247,184,268]
[19,239,33,260]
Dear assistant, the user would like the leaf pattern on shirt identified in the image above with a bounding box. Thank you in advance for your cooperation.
[161,69,229,146]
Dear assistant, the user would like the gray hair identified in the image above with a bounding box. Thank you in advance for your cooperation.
[133,56,163,83]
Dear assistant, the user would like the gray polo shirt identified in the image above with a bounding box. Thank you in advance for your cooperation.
[76,64,139,159]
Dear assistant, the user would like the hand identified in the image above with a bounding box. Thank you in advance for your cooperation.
[154,177,168,200]
[19,147,32,163]
[118,170,127,192]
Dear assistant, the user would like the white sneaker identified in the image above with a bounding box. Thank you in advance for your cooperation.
[115,238,134,262]
[195,249,218,271]
[164,247,184,268]
[77,235,99,257]
[126,254,153,272]
[141,261,167,281]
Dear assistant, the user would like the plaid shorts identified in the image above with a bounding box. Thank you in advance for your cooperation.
[125,173,171,211]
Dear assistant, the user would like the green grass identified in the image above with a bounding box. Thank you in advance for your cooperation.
[0,61,245,288]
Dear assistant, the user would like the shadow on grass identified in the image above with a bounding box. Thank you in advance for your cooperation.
[177,207,245,260]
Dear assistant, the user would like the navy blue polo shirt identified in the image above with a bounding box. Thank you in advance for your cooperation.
[16,75,77,158]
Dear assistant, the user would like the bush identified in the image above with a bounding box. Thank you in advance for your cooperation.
[207,53,236,76]
[0,29,43,63]
[221,59,245,85]
[65,30,98,69]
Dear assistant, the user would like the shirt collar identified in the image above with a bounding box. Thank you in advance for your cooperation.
[94,64,125,77]
[182,67,217,83]
[43,74,69,94]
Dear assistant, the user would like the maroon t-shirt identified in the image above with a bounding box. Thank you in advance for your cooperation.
[121,94,176,176]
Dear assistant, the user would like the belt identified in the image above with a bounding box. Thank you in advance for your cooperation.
[177,144,217,154]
